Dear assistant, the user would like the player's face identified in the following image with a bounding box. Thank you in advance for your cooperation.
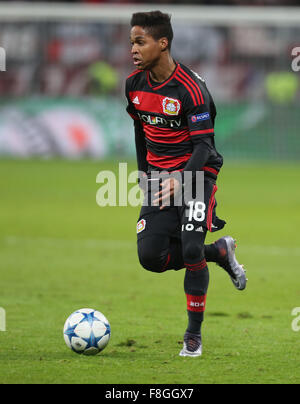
[130,26,164,71]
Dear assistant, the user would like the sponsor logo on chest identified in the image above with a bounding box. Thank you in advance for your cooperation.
[137,112,181,128]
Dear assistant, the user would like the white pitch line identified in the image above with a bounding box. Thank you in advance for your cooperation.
[2,236,300,256]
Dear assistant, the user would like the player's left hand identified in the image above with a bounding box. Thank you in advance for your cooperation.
[153,177,181,210]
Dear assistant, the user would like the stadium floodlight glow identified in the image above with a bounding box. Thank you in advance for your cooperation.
[0,47,6,72]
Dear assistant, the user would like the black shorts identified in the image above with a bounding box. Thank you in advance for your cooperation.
[137,175,226,241]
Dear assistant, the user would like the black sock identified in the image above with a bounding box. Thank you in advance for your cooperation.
[187,311,203,335]
[204,243,219,262]
[184,260,209,335]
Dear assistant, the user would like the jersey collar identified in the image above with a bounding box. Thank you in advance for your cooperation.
[146,62,179,91]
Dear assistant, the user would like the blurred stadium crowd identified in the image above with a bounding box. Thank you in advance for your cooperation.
[2,1,299,5]
[0,1,299,160]
[0,11,298,102]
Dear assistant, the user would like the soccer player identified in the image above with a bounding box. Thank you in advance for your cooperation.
[126,11,247,357]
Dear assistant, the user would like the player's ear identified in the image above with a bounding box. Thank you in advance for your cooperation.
[160,37,169,52]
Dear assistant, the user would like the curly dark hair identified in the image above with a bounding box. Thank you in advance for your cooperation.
[130,11,174,50]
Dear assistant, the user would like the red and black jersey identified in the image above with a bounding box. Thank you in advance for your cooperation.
[125,62,223,177]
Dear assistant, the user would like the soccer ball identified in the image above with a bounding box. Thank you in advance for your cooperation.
[63,308,111,355]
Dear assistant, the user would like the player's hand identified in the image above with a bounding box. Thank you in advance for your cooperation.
[153,177,181,210]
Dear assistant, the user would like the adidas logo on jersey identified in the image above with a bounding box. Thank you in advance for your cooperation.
[132,96,140,105]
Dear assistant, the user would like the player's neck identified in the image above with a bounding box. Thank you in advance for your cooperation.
[149,54,176,84]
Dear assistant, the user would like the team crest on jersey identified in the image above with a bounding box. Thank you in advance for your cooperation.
[162,97,181,116]
[137,219,146,234]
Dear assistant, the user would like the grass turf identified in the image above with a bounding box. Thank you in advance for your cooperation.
[0,159,299,384]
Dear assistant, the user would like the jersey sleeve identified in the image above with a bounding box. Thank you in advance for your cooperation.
[125,79,139,121]
[181,79,217,174]
[183,84,216,143]
[134,120,148,175]
[125,78,148,176]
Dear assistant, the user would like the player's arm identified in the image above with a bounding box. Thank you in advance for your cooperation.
[125,80,148,187]
[182,136,213,174]
[182,86,216,176]
[134,120,148,174]
[154,85,215,208]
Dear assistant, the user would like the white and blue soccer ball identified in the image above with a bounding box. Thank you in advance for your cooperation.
[63,308,111,355]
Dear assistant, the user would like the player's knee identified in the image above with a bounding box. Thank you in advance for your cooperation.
[138,255,162,273]
[138,241,166,273]
[138,250,162,273]
[183,242,205,264]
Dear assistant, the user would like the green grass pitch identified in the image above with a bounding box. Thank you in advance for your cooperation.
[0,159,299,384]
